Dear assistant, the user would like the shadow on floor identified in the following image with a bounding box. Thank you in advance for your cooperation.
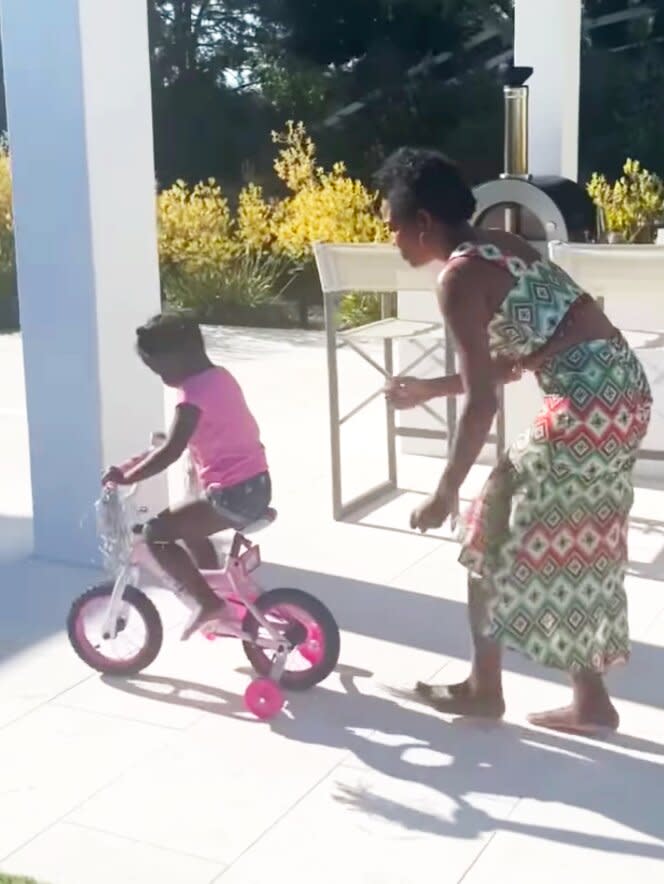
[0,545,663,710]
[0,514,33,563]
[627,515,664,580]
[0,516,100,666]
[102,665,664,861]
[256,561,664,710]
[285,675,664,857]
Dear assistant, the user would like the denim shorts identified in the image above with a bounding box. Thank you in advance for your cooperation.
[207,472,272,529]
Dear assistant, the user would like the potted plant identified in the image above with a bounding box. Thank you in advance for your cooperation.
[586,158,664,244]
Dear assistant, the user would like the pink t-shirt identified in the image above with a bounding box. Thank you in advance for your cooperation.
[176,367,268,490]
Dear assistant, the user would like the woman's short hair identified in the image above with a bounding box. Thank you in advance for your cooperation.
[376,147,476,226]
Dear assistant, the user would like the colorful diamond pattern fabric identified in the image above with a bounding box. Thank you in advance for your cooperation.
[449,242,652,672]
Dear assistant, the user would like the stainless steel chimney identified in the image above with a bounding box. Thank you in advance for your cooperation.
[472,65,596,251]
[502,67,531,179]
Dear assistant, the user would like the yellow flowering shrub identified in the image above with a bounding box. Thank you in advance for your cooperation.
[587,159,664,243]
[158,179,237,313]
[158,178,237,279]
[236,182,274,252]
[270,122,389,326]
[0,140,16,301]
[157,122,390,325]
[158,178,295,315]
[273,121,317,193]
[0,125,388,326]
[271,122,389,259]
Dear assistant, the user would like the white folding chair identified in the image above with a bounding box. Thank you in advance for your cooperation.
[313,242,507,523]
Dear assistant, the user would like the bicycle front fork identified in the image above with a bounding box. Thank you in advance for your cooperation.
[100,565,135,640]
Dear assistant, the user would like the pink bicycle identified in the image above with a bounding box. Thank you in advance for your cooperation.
[67,480,340,720]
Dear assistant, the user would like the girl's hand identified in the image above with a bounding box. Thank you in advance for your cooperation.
[384,377,433,410]
[101,466,127,486]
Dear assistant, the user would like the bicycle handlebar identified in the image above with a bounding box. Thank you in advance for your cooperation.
[102,482,139,501]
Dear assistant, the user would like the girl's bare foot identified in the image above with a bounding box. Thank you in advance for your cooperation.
[181,601,227,641]
[415,679,506,719]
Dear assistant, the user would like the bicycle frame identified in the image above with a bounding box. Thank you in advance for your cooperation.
[98,485,293,666]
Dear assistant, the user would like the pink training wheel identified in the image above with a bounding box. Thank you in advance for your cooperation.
[244,678,284,720]
[298,624,325,666]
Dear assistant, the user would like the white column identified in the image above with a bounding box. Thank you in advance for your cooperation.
[0,0,167,564]
[514,0,582,181]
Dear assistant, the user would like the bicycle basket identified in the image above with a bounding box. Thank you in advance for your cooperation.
[96,487,133,574]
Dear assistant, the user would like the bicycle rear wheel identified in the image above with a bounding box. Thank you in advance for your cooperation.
[242,587,340,691]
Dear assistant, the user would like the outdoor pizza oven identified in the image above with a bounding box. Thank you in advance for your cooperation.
[472,65,596,252]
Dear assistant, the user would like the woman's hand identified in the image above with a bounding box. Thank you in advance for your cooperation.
[493,354,523,384]
[384,376,433,410]
[410,488,456,533]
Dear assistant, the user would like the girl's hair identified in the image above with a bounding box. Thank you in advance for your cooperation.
[136,312,204,358]
[375,147,476,226]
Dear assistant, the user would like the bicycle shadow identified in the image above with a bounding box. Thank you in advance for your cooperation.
[100,662,375,721]
[101,664,664,861]
[257,561,664,711]
[100,671,251,720]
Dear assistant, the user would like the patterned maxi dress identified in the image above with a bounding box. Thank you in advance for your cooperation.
[450,242,652,673]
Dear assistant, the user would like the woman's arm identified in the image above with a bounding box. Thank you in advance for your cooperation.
[435,266,498,496]
[386,354,520,409]
[120,404,200,484]
[410,260,499,532]
[433,355,522,393]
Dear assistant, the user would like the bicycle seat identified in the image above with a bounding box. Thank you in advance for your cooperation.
[241,507,278,535]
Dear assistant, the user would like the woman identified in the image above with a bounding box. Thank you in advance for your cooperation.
[378,148,651,734]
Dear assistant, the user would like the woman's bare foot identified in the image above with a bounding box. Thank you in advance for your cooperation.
[528,672,619,734]
[527,703,619,735]
[415,679,506,719]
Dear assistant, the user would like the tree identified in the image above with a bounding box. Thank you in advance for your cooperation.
[314,69,503,186]
[260,0,513,65]
[584,0,664,48]
[251,0,508,174]
[148,0,260,85]
[148,1,278,188]
[579,2,664,178]
[580,44,664,179]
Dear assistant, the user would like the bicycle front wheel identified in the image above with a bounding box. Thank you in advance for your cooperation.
[67,582,163,676]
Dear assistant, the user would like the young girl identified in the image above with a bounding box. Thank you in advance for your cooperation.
[102,312,271,639]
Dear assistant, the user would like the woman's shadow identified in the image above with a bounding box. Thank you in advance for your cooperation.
[102,664,664,860]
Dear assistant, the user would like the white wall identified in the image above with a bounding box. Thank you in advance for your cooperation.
[514,0,582,180]
[1,0,166,564]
